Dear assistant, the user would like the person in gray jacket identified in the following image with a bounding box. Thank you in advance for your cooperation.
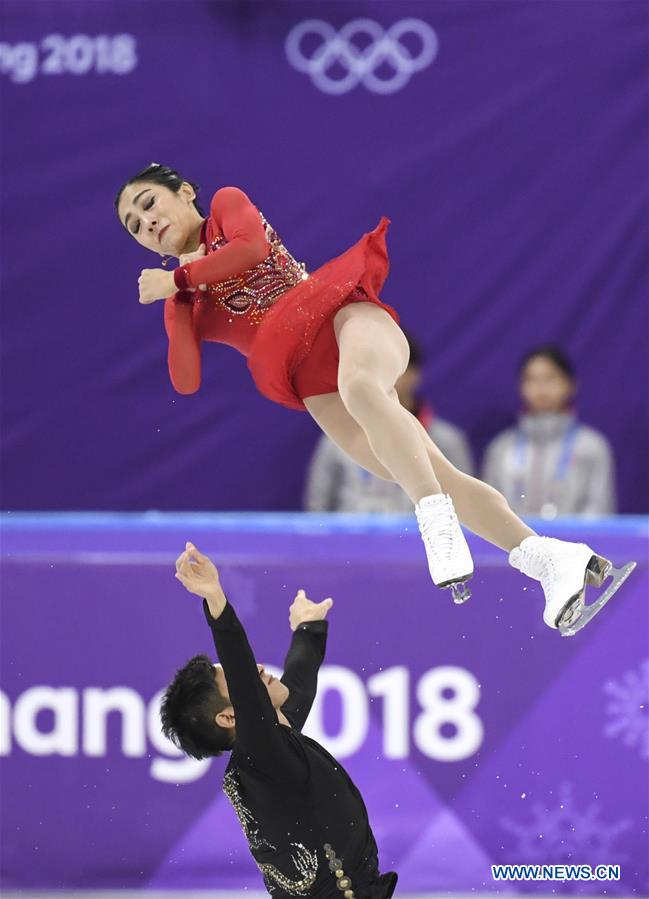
[482,346,616,518]
[304,335,474,513]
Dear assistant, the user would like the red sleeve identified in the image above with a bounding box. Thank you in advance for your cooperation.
[163,294,201,394]
[173,187,269,290]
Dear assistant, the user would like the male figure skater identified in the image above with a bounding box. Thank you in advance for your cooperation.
[161,542,398,899]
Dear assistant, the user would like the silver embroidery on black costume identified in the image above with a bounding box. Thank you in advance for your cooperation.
[223,768,319,895]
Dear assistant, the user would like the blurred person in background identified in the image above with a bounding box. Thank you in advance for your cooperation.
[304,334,474,513]
[482,346,616,518]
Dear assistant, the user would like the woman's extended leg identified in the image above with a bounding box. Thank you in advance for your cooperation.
[304,386,631,634]
[411,417,536,552]
[303,391,396,482]
[332,302,442,503]
[304,388,534,551]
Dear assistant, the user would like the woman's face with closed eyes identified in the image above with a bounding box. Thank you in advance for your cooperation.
[117,180,201,257]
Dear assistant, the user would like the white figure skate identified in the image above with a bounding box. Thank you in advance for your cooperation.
[416,493,474,603]
[509,535,636,636]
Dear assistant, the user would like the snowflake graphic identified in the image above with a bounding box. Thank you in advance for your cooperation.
[500,783,632,894]
[603,658,649,760]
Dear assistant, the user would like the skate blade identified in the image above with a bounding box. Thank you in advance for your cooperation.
[438,576,472,604]
[558,559,637,637]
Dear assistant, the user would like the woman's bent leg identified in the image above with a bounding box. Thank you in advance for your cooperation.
[303,391,396,481]
[333,303,442,503]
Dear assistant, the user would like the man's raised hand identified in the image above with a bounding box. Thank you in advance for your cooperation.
[175,542,226,617]
[289,589,333,632]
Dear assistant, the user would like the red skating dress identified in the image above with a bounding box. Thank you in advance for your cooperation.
[166,186,399,411]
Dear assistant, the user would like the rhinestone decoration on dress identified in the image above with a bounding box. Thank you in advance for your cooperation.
[204,212,309,319]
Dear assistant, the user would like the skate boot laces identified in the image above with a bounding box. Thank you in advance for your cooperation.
[416,496,458,562]
[521,541,557,602]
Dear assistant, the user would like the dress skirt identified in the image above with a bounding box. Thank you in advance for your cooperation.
[247,217,399,411]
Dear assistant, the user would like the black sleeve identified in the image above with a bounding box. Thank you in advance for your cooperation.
[279,620,328,732]
[204,599,307,782]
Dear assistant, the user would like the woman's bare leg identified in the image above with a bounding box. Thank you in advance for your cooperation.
[304,390,622,632]
[304,389,535,552]
[332,303,441,502]
[410,416,536,551]
[303,391,396,481]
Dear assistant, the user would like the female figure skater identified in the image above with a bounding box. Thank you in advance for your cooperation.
[115,164,634,635]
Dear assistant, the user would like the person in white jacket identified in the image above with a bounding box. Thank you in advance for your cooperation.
[482,346,616,518]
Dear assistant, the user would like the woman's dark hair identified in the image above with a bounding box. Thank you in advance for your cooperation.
[520,345,575,381]
[114,163,204,215]
[160,654,233,759]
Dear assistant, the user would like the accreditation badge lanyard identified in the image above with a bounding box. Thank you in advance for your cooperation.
[513,422,579,517]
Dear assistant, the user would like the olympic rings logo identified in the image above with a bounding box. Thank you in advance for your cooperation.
[285,18,438,95]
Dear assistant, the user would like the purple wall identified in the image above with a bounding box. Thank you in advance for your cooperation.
[1,514,647,892]
[1,0,647,512]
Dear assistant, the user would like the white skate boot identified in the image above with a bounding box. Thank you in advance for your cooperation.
[416,493,474,603]
[509,535,636,636]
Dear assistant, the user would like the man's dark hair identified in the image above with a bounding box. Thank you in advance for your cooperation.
[160,654,233,759]
[404,332,423,368]
[115,163,205,216]
[520,345,575,381]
